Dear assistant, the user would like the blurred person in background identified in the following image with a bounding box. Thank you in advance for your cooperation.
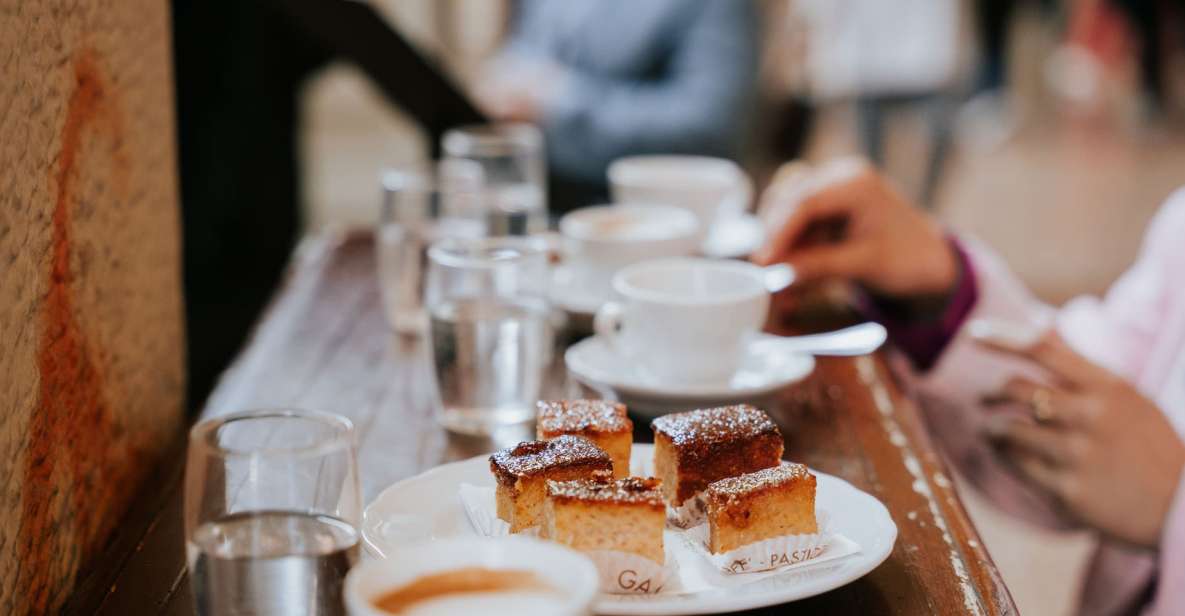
[174,0,483,409]
[755,159,1185,615]
[473,0,759,212]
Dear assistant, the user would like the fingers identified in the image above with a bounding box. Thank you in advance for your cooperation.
[977,329,1117,389]
[988,377,1081,428]
[1009,448,1069,498]
[752,164,872,265]
[785,242,874,285]
[985,413,1074,467]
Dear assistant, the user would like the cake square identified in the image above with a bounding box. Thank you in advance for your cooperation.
[537,400,633,478]
[490,436,613,533]
[651,405,783,507]
[705,463,817,554]
[544,477,665,564]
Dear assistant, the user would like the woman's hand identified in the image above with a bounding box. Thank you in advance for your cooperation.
[982,330,1185,548]
[753,159,959,299]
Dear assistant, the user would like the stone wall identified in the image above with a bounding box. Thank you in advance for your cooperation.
[0,1,184,612]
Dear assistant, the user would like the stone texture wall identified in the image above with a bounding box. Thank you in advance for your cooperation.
[0,1,185,613]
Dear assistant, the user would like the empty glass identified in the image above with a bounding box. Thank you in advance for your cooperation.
[184,409,361,616]
[378,160,486,333]
[425,236,554,435]
[442,123,547,236]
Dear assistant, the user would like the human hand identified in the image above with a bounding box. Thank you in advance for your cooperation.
[980,329,1185,548]
[752,159,958,299]
[472,56,562,123]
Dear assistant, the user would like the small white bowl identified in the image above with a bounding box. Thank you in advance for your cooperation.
[345,536,599,616]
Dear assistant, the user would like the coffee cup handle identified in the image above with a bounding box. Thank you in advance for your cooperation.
[593,301,625,350]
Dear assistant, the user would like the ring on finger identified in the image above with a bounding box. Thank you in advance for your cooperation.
[1029,387,1057,424]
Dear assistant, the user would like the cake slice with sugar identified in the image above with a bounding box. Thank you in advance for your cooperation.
[537,399,633,478]
[705,463,817,554]
[490,436,613,533]
[544,477,665,564]
[651,405,783,508]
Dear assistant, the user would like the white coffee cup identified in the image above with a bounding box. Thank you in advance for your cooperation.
[608,156,752,233]
[559,204,700,299]
[594,258,770,384]
[346,536,598,616]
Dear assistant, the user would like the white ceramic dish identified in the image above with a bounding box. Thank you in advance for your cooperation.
[362,445,897,615]
[564,333,815,411]
[346,536,598,616]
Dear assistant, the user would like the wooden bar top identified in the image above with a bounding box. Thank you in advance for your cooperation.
[75,232,1016,615]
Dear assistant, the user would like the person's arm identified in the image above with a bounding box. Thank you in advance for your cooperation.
[910,195,1183,531]
[540,0,759,182]
[856,238,979,371]
[276,0,486,151]
[756,164,1185,532]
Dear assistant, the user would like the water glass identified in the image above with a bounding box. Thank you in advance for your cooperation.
[378,161,486,333]
[185,409,361,616]
[442,123,547,236]
[424,236,554,435]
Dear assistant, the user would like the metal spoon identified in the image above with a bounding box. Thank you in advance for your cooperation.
[753,322,889,357]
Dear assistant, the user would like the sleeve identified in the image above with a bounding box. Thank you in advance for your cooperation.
[858,238,980,371]
[275,0,486,148]
[910,190,1185,530]
[1147,472,1185,615]
[540,0,759,183]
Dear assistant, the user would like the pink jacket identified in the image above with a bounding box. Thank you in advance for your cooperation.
[916,190,1185,615]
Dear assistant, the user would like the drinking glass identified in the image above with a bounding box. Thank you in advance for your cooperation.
[185,409,361,616]
[442,123,547,236]
[424,236,554,435]
[378,160,486,333]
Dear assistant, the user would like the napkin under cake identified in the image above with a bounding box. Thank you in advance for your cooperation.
[536,400,633,478]
[651,405,784,507]
[490,436,613,532]
[544,477,665,564]
[705,464,817,553]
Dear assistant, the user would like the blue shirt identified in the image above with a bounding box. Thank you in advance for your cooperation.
[502,0,759,185]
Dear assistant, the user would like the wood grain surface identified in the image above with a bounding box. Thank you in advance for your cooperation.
[78,233,1015,614]
[1,2,184,613]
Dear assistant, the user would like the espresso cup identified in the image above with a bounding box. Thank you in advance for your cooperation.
[346,536,598,616]
[593,258,770,384]
[608,156,752,233]
[559,204,700,299]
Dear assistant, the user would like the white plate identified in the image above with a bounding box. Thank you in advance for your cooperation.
[363,444,897,615]
[564,334,814,414]
[701,214,766,259]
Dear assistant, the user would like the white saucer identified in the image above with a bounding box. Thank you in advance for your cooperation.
[565,334,814,415]
[362,444,897,615]
[551,264,613,317]
[701,213,766,259]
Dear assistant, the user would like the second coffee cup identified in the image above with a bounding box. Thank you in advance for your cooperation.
[593,258,770,385]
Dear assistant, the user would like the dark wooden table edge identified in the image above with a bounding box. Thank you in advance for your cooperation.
[64,430,189,614]
[64,231,1020,615]
[867,356,1018,614]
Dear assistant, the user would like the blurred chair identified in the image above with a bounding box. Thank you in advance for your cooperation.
[796,0,963,208]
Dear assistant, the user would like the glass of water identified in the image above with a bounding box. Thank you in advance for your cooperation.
[185,409,361,616]
[425,236,554,435]
[378,160,486,334]
[442,123,547,236]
